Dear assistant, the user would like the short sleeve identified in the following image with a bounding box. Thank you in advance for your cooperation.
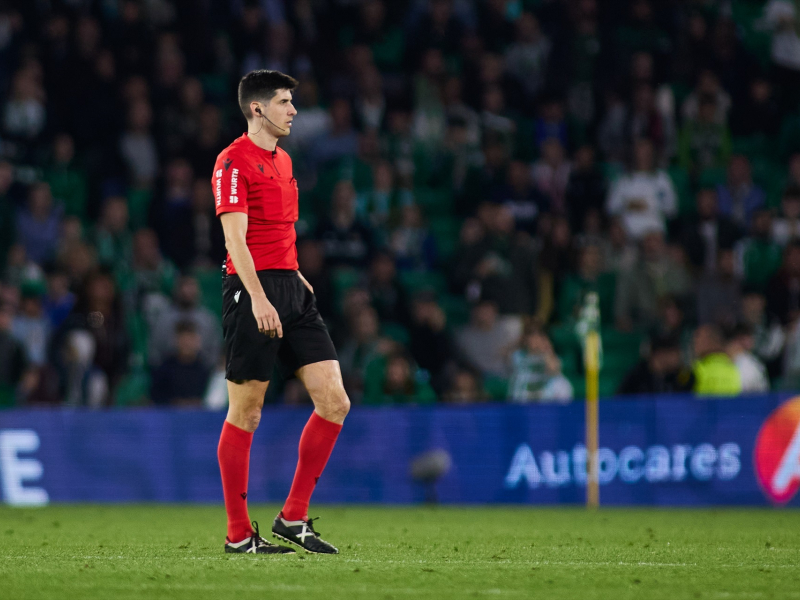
[213,153,249,216]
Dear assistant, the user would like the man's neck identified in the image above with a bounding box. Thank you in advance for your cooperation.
[247,128,278,152]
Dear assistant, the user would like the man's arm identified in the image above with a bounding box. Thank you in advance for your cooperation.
[220,212,283,338]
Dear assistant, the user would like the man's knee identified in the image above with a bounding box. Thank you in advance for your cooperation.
[242,407,261,431]
[227,380,267,432]
[316,384,350,422]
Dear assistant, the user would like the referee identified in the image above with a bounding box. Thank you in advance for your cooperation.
[213,70,348,555]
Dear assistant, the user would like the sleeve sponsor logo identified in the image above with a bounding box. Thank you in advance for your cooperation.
[215,169,222,206]
[755,396,800,504]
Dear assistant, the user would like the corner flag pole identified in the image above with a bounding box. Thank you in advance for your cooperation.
[585,330,600,508]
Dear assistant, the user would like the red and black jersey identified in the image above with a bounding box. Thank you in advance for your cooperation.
[213,133,299,274]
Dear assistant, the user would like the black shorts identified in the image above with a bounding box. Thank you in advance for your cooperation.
[222,269,338,381]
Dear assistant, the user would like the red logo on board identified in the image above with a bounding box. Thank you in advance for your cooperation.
[754,397,800,504]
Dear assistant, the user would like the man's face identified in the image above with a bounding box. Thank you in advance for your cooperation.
[176,331,201,358]
[259,88,296,137]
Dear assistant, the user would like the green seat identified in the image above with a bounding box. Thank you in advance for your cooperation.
[699,167,727,188]
[380,322,410,345]
[399,271,446,295]
[114,367,151,407]
[733,134,772,161]
[600,162,624,185]
[779,113,800,159]
[414,187,454,217]
[332,268,362,314]
[667,166,694,215]
[195,268,223,324]
[429,216,460,263]
[439,294,470,327]
[602,327,644,352]
[751,157,787,208]
[126,312,149,362]
[569,374,586,401]
[483,375,509,401]
[549,323,580,354]
[731,1,773,68]
[127,189,152,230]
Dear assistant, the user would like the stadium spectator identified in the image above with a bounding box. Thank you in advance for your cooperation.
[43,269,75,330]
[362,351,436,406]
[338,306,385,395]
[741,287,786,379]
[557,244,615,326]
[16,183,62,266]
[296,238,334,320]
[367,252,410,326]
[408,292,459,394]
[504,12,551,102]
[532,138,571,215]
[691,324,742,396]
[726,324,770,393]
[696,248,742,328]
[389,203,437,272]
[455,299,519,378]
[606,138,677,240]
[53,270,129,406]
[715,155,766,228]
[615,230,691,332]
[730,76,782,137]
[491,159,548,234]
[766,242,800,325]
[678,94,732,179]
[316,180,376,269]
[44,133,87,220]
[150,321,210,406]
[152,157,196,268]
[564,145,606,233]
[736,209,783,292]
[10,280,50,367]
[618,335,689,395]
[122,228,177,322]
[3,65,47,143]
[761,0,800,111]
[93,196,132,272]
[0,300,28,407]
[119,99,158,190]
[452,204,538,316]
[678,188,742,273]
[771,186,800,247]
[148,275,221,369]
[681,69,732,126]
[507,326,573,404]
[183,178,226,270]
[310,98,359,168]
[442,368,487,404]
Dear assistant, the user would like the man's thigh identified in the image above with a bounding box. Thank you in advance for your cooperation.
[276,291,338,379]
[223,274,280,381]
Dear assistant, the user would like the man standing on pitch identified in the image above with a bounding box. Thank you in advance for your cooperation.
[213,70,348,555]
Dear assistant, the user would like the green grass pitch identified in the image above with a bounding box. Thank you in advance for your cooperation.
[0,505,797,600]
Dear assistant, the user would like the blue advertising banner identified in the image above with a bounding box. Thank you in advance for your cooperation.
[1,394,799,507]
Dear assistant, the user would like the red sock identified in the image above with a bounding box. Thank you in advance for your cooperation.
[282,411,342,521]
[218,420,254,542]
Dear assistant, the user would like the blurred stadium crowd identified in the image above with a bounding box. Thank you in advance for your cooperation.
[2,0,800,408]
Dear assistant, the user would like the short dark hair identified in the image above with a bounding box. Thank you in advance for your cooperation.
[238,70,298,119]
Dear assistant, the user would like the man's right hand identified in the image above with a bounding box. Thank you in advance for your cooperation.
[252,293,283,338]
